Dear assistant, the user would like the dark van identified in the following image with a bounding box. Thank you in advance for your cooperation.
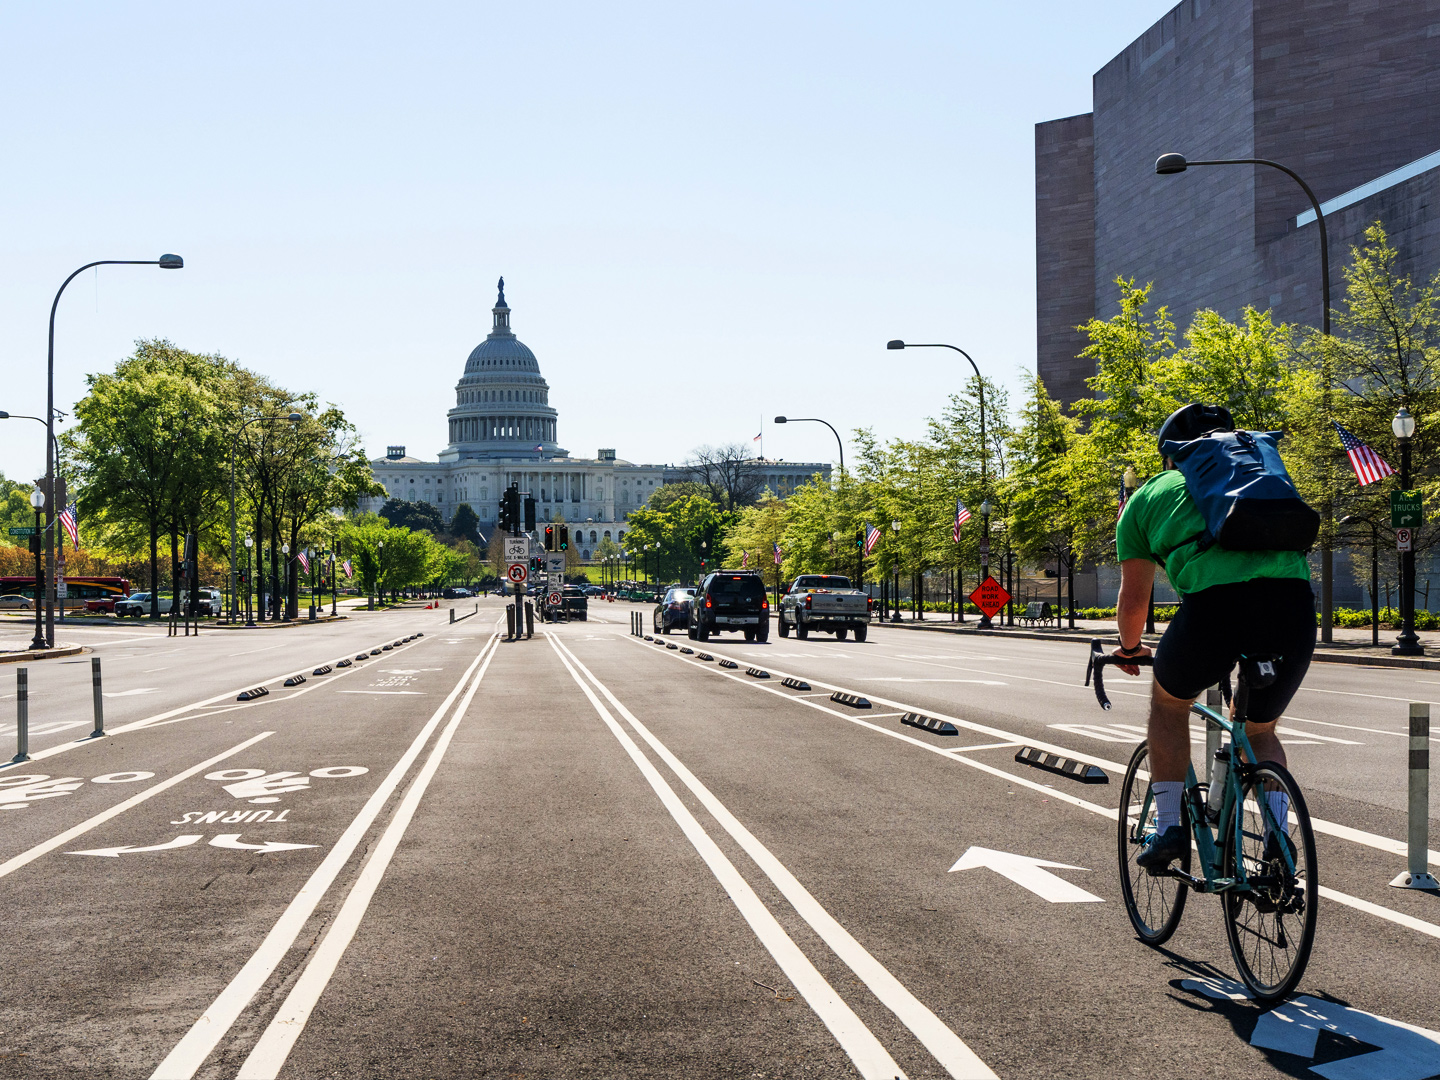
[689,571,769,642]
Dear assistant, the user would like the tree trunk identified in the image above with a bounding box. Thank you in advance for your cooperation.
[148,521,160,618]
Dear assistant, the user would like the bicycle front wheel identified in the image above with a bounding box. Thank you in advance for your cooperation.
[1117,740,1189,945]
[1221,761,1318,1003]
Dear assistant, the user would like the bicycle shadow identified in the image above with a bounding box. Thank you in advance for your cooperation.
[1154,948,1440,1079]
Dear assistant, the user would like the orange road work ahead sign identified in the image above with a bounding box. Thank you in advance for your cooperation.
[969,576,1011,619]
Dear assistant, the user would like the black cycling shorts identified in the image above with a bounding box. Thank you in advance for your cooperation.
[1152,577,1315,725]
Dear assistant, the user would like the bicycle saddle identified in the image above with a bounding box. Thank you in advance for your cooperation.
[1238,654,1281,689]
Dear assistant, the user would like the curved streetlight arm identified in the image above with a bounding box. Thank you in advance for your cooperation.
[1164,158,1329,336]
[890,343,986,491]
[776,417,843,476]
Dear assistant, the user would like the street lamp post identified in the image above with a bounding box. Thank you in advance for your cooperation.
[1,412,64,638]
[773,415,843,476]
[1155,153,1339,643]
[41,255,183,647]
[1393,408,1423,656]
[243,535,255,626]
[280,543,290,621]
[891,519,902,623]
[887,341,994,626]
[28,487,45,650]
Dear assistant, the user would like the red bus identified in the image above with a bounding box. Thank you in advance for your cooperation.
[0,576,132,611]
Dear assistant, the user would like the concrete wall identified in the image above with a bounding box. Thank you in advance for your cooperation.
[1035,113,1096,407]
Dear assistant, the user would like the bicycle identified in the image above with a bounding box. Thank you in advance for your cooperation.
[1085,639,1318,1002]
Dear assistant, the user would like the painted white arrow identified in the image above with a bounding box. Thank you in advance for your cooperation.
[948,846,1104,903]
[67,834,204,858]
[210,834,318,854]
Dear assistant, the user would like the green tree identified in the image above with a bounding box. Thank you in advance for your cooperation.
[381,498,444,534]
[449,502,481,546]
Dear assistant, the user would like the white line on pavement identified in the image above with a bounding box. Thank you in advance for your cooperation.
[236,630,501,1078]
[557,634,996,1080]
[149,633,501,1080]
[545,634,914,1080]
[0,731,275,881]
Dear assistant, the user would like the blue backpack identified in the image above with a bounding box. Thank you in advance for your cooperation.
[1159,429,1319,552]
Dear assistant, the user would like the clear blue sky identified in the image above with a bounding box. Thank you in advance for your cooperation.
[0,1,1176,488]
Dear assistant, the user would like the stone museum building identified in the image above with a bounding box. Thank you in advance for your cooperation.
[1036,0,1440,408]
[363,281,829,561]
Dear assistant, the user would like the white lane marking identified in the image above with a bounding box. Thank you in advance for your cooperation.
[0,732,274,880]
[149,634,500,1080]
[1274,725,1361,745]
[209,834,318,855]
[236,631,499,1077]
[859,678,1008,685]
[336,690,425,695]
[0,720,90,738]
[949,846,1103,904]
[623,636,1440,933]
[68,835,204,858]
[0,637,425,773]
[102,687,159,698]
[538,635,909,1080]
[556,634,994,1080]
[947,741,1024,754]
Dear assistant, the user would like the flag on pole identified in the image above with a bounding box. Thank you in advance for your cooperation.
[753,432,762,442]
[772,541,782,565]
[952,498,972,542]
[343,558,354,579]
[296,550,310,573]
[863,522,881,555]
[59,506,79,548]
[741,550,748,568]
[1334,421,1396,486]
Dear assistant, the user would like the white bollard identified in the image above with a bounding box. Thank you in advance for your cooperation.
[91,656,106,738]
[1390,702,1438,890]
[13,667,30,763]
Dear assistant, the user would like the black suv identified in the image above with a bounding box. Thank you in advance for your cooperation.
[689,571,769,642]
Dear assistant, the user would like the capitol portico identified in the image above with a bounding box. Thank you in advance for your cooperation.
[362,280,665,559]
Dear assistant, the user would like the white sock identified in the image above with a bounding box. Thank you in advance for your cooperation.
[1265,791,1290,836]
[1151,781,1185,832]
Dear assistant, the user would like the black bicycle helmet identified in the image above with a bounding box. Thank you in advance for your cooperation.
[1157,402,1234,449]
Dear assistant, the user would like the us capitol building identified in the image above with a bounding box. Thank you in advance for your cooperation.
[363,279,829,561]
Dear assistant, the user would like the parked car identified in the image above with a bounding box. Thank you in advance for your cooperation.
[442,586,471,599]
[186,588,223,616]
[583,585,604,597]
[0,594,34,610]
[653,587,695,634]
[689,571,769,642]
[562,585,588,620]
[778,574,870,641]
[114,592,174,617]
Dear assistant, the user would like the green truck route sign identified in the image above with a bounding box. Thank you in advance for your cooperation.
[1391,489,1423,529]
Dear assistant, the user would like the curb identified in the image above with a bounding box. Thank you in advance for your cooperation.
[871,618,1439,670]
[0,644,85,665]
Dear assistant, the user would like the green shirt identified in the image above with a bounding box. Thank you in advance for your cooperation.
[1116,470,1310,597]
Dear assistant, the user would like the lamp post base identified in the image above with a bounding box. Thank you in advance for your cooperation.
[1392,635,1425,657]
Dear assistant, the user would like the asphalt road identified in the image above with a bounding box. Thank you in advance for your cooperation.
[1,598,1437,1079]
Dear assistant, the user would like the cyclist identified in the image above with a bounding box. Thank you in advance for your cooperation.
[1112,403,1315,870]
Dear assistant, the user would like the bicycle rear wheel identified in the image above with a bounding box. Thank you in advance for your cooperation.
[1222,762,1317,1003]
[1117,740,1189,945]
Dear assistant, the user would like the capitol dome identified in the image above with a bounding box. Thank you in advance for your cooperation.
[445,279,565,458]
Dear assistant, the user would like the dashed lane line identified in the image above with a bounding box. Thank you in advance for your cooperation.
[0,731,275,882]
[150,632,501,1080]
[620,634,1440,940]
[558,633,996,1080]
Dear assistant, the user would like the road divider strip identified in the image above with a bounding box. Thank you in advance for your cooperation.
[0,732,275,882]
[1014,746,1109,784]
[236,630,501,1078]
[901,712,958,736]
[545,634,916,1080]
[151,633,501,1080]
[830,691,871,709]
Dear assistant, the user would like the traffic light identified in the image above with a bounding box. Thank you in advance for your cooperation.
[500,485,521,534]
[544,525,555,551]
[855,530,864,550]
[558,526,568,551]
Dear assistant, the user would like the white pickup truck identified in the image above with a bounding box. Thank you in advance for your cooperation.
[778,575,870,641]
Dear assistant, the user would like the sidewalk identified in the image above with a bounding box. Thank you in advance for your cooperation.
[0,633,85,663]
[878,612,1440,669]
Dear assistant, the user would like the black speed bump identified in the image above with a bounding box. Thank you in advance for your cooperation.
[644,635,654,642]
[781,677,811,691]
[1014,746,1109,785]
[901,712,958,736]
[666,643,678,650]
[283,674,307,687]
[312,665,334,676]
[697,653,714,661]
[746,667,770,679]
[718,659,738,669]
[337,658,353,668]
[679,647,694,654]
[370,648,382,656]
[830,691,871,709]
[381,644,393,651]
[237,686,270,702]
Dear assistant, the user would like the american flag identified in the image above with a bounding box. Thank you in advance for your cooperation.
[1117,484,1128,521]
[863,522,881,555]
[753,432,762,442]
[343,558,354,579]
[741,550,748,568]
[296,550,310,573]
[952,498,971,542]
[59,506,79,548]
[1334,421,1396,486]
[772,541,782,565]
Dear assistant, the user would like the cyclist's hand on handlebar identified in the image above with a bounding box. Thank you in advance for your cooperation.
[1111,644,1152,677]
